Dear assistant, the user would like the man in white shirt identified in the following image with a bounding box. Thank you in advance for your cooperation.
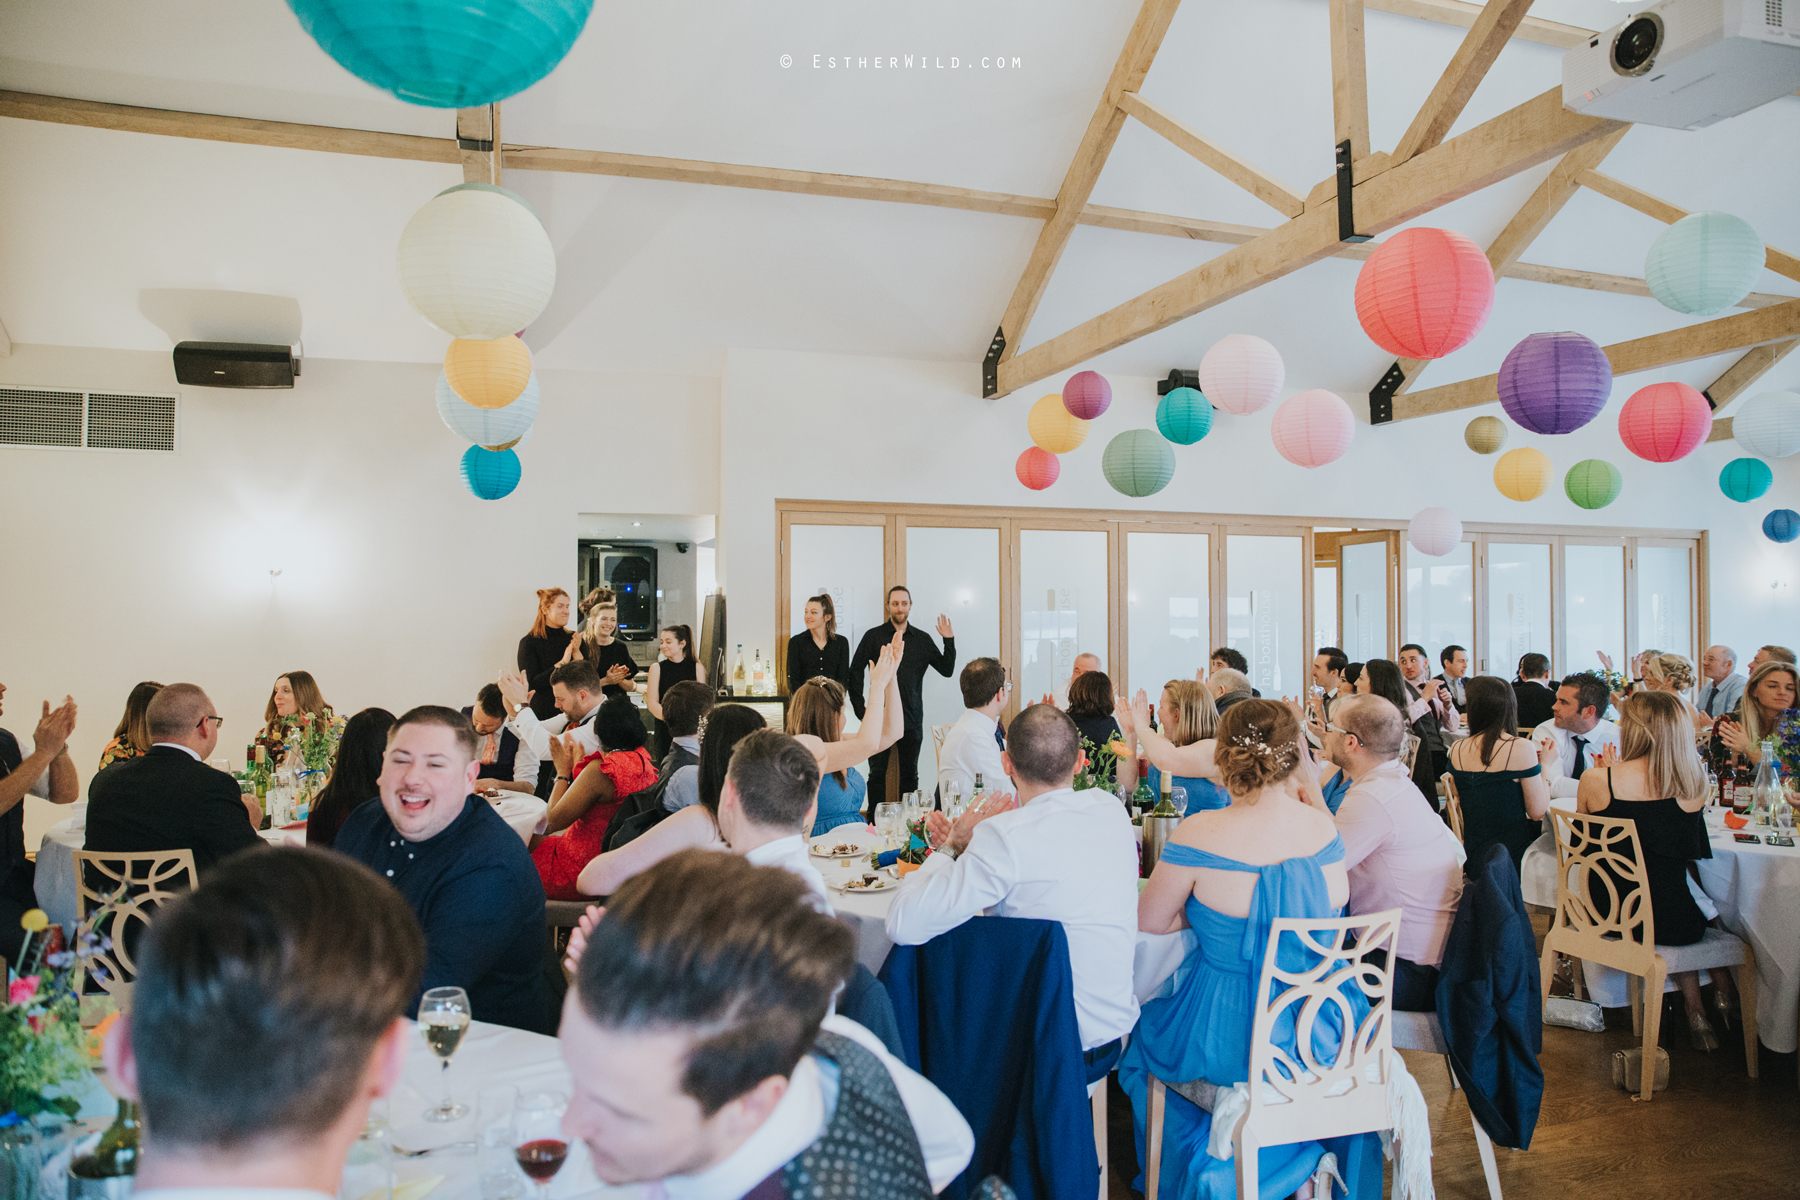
[561,850,974,1197]
[498,660,605,762]
[937,657,1009,807]
[715,729,833,912]
[105,846,425,1200]
[1045,652,1100,709]
[1696,644,1746,722]
[1532,673,1621,802]
[888,704,1139,1074]
[465,683,540,793]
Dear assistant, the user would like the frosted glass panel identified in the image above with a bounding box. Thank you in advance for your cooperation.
[1021,530,1110,705]
[788,524,886,655]
[1340,541,1388,662]
[1487,542,1551,677]
[1637,545,1693,663]
[1227,535,1302,696]
[1128,531,1210,697]
[906,526,1001,787]
[1565,544,1625,676]
[1313,567,1338,651]
[1405,541,1473,667]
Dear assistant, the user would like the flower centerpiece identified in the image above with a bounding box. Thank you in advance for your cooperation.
[1073,735,1129,793]
[1775,710,1800,792]
[282,710,347,803]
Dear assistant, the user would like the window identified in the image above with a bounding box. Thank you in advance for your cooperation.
[1130,531,1211,697]
[1227,534,1304,696]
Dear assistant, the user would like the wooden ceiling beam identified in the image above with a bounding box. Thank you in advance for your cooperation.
[1704,338,1799,410]
[1362,0,1591,49]
[1391,297,1800,420]
[1580,170,1800,285]
[1329,0,1371,161]
[1117,91,1306,218]
[456,104,501,185]
[1390,0,1537,164]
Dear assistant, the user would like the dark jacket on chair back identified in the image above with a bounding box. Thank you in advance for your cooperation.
[84,745,262,873]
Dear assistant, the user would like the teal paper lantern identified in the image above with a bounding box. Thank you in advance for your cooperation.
[1564,459,1622,509]
[461,445,521,499]
[1644,211,1766,316]
[1102,429,1175,497]
[286,0,594,108]
[1155,387,1213,445]
[1720,457,1773,503]
[1765,509,1800,544]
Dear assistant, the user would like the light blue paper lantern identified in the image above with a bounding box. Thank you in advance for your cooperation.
[1101,429,1175,497]
[1645,211,1766,316]
[437,370,539,447]
[1765,509,1800,544]
[461,445,521,500]
[1155,387,1214,445]
[1720,457,1773,503]
[286,0,594,108]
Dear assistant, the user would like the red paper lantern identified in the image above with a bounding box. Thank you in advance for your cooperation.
[1353,228,1495,359]
[1618,382,1710,463]
[1015,446,1060,490]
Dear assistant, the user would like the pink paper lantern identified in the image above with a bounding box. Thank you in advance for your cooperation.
[1270,389,1354,468]
[1062,370,1112,419]
[1353,227,1495,360]
[1015,446,1060,490]
[1618,382,1710,463]
[1198,334,1285,415]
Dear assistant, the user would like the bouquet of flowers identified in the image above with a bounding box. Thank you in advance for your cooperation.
[1073,735,1130,792]
[868,816,933,869]
[3,899,122,1123]
[1775,710,1800,786]
[281,710,346,773]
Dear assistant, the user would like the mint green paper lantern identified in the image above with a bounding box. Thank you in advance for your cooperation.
[1720,457,1773,502]
[1564,458,1622,510]
[1155,387,1213,445]
[1102,429,1175,497]
[1645,212,1766,316]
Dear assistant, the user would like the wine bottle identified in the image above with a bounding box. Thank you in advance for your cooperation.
[70,1099,140,1179]
[254,744,272,830]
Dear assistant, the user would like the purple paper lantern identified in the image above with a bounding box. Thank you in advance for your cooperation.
[1062,370,1112,420]
[1497,332,1612,435]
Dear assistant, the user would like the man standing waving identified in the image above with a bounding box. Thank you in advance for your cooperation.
[851,586,955,804]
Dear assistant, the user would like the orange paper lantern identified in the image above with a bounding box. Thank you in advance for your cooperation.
[444,335,532,409]
[1353,228,1494,360]
[1015,447,1060,490]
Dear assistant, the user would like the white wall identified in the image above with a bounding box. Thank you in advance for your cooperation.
[1,343,717,844]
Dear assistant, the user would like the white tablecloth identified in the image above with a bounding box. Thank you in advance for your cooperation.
[35,794,547,930]
[1522,818,1800,1053]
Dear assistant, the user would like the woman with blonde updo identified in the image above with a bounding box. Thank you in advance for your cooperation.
[1122,699,1371,1200]
[1639,653,1704,736]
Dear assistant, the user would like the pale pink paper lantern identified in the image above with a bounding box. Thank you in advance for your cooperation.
[1198,334,1285,415]
[1270,388,1354,468]
[1407,507,1463,557]
[1618,381,1711,463]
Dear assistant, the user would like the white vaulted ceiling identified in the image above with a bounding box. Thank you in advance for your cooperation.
[1,0,1797,403]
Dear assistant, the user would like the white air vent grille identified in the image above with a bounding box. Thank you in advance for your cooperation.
[0,387,178,452]
[1769,0,1785,29]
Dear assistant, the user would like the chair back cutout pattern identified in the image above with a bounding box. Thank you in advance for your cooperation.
[1546,809,1654,964]
[72,848,197,999]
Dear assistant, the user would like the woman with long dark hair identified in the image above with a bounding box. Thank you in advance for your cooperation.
[786,593,852,695]
[646,623,706,761]
[533,695,656,899]
[97,681,163,772]
[517,588,574,722]
[1448,677,1551,874]
[305,707,396,850]
[1357,658,1441,802]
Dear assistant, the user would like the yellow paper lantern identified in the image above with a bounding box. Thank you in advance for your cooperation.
[1494,446,1551,501]
[444,335,532,410]
[1028,393,1089,454]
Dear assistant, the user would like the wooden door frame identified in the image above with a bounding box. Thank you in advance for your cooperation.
[1334,529,1398,662]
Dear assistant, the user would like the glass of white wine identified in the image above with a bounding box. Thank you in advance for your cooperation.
[420,986,472,1122]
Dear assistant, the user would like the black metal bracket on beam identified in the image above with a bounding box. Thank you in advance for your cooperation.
[982,326,1006,398]
[1336,140,1371,245]
[1369,360,1405,424]
[1702,388,1718,411]
[458,137,495,152]
[1157,369,1199,396]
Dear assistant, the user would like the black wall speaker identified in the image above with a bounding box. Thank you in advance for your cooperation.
[173,342,300,389]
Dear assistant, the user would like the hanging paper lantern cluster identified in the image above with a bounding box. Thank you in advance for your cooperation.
[1720,457,1773,502]
[1498,332,1613,435]
[1766,509,1800,544]
[1062,371,1112,420]
[1198,334,1284,415]
[1353,228,1495,360]
[1015,447,1060,491]
[1155,387,1214,445]
[444,334,532,408]
[398,184,556,339]
[1270,389,1354,468]
[461,445,522,499]
[1464,415,1507,455]
[1495,447,1552,501]
[1102,430,1175,497]
[1408,508,1462,557]
[1645,212,1766,316]
[1732,392,1800,458]
[1619,382,1710,463]
[1029,392,1089,453]
[286,0,595,108]
[437,371,540,447]
[1564,459,1623,509]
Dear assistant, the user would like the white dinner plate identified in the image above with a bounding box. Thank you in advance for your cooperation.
[810,842,866,859]
[833,874,894,893]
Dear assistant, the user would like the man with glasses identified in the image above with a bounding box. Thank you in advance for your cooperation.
[936,657,1010,808]
[87,683,263,874]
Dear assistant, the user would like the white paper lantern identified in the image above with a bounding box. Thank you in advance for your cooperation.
[398,183,555,339]
[437,370,539,446]
[1198,334,1285,416]
[1407,507,1463,557]
[1732,391,1800,459]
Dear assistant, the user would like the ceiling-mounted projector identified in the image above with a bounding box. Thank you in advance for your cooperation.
[1563,0,1800,129]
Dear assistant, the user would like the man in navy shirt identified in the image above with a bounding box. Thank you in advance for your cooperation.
[337,705,551,1033]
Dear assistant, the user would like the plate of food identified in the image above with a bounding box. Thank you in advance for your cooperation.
[835,872,894,893]
[810,840,865,859]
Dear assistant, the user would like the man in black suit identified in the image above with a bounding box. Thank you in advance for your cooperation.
[849,585,955,804]
[1511,653,1557,730]
[86,683,262,875]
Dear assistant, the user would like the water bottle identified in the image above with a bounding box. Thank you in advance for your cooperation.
[1751,742,1780,826]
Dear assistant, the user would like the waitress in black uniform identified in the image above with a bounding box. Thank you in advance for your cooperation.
[562,595,639,697]
[786,594,853,695]
[646,624,705,761]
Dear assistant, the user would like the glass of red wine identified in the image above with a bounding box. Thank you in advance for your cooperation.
[512,1092,570,1199]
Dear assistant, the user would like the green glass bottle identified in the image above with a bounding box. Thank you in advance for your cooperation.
[70,1099,140,1180]
[1132,779,1154,815]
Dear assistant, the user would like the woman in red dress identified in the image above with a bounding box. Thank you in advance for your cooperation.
[531,695,656,900]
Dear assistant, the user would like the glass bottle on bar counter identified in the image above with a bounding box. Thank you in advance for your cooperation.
[751,650,769,696]
[732,645,747,695]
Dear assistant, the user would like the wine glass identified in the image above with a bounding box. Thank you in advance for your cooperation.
[1170,786,1189,818]
[874,802,898,848]
[419,986,472,1122]
[512,1092,570,1199]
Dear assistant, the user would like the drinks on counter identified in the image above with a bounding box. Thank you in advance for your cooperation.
[732,644,747,695]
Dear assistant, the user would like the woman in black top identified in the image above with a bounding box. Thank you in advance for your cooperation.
[517,589,573,721]
[647,624,706,760]
[1066,670,1123,756]
[1358,657,1443,802]
[786,593,852,695]
[562,598,639,697]
[306,707,395,851]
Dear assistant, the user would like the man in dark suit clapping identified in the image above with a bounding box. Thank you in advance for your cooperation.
[86,683,262,875]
